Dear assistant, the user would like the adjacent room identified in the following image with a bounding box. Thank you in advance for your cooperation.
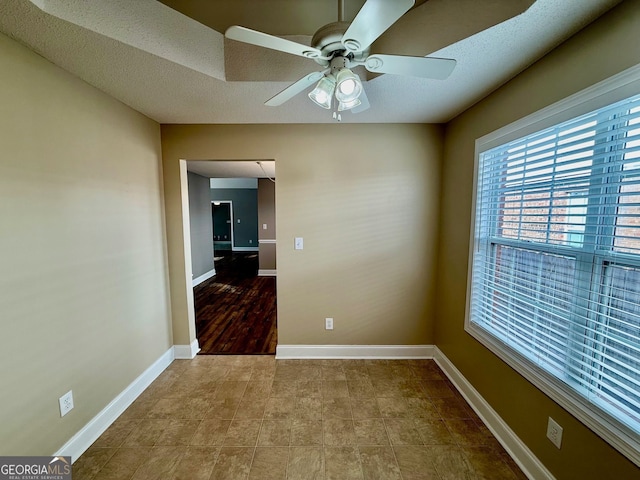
[0,1,639,479]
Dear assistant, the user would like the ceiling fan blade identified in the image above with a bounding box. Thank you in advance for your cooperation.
[342,0,414,53]
[351,88,370,114]
[265,70,329,106]
[364,54,456,80]
[226,26,325,59]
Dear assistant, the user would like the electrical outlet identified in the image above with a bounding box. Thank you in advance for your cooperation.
[546,417,563,449]
[59,390,74,417]
[325,317,334,330]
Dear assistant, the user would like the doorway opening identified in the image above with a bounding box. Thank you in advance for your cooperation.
[187,162,277,355]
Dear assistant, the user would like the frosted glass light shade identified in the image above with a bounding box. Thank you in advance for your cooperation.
[308,76,336,109]
[338,98,362,111]
[335,68,362,103]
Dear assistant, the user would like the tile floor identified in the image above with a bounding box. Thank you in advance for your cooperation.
[73,356,527,480]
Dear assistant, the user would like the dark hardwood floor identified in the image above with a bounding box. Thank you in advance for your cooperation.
[193,252,277,355]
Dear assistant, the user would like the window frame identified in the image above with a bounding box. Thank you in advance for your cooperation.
[465,64,640,467]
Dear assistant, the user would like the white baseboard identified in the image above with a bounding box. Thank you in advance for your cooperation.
[275,344,434,359]
[232,247,259,252]
[54,347,174,462]
[258,269,277,277]
[433,347,555,480]
[174,339,201,359]
[192,268,216,287]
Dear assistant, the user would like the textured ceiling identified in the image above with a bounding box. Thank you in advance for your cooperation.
[0,0,624,124]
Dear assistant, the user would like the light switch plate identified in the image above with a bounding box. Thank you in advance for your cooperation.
[294,237,303,250]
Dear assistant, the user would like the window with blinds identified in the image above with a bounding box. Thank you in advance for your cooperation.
[468,92,640,463]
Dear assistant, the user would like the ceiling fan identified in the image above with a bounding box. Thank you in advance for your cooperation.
[225,0,456,116]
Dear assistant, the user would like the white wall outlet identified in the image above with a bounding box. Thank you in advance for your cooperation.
[237,219,241,223]
[325,317,334,330]
[249,239,252,244]
[263,224,268,230]
[546,417,563,449]
[294,237,304,250]
[59,390,74,417]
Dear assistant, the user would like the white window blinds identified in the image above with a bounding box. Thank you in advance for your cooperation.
[469,93,640,463]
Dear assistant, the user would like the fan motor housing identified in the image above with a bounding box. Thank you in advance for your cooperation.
[311,21,370,66]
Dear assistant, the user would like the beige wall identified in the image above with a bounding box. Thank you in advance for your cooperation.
[161,124,443,345]
[436,2,640,479]
[258,178,276,270]
[0,33,171,455]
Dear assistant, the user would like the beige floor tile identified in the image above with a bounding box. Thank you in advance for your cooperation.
[169,446,219,480]
[321,366,347,381]
[224,366,254,381]
[243,379,273,398]
[353,419,389,445]
[92,420,140,448]
[426,445,476,480]
[322,381,349,398]
[117,400,157,422]
[406,397,440,419]
[350,398,381,419]
[324,446,364,480]
[393,445,441,480]
[299,366,323,380]
[294,397,323,420]
[376,397,411,418]
[444,418,492,447]
[258,419,291,446]
[190,419,230,446]
[235,397,268,419]
[395,379,427,398]
[265,396,296,419]
[287,447,324,480]
[430,397,474,419]
[414,418,456,445]
[323,419,356,446]
[270,380,297,397]
[77,358,526,480]
[205,398,241,419]
[213,381,248,399]
[463,446,520,480]
[147,397,211,419]
[251,366,276,381]
[420,380,457,398]
[297,380,322,397]
[358,446,402,480]
[210,446,254,480]
[71,447,117,480]
[248,447,288,480]
[224,419,262,446]
[346,379,375,397]
[290,419,323,446]
[92,447,152,480]
[155,419,200,446]
[323,397,353,419]
[344,369,370,383]
[384,419,424,446]
[132,446,185,480]
[123,419,170,446]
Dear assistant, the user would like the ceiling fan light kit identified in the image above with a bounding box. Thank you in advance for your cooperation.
[308,76,336,109]
[225,0,457,117]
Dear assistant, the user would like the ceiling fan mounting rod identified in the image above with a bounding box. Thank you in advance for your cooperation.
[338,0,345,22]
